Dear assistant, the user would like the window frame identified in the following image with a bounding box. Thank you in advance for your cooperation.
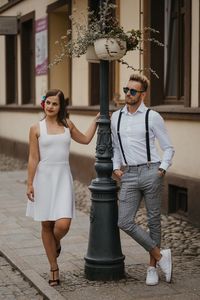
[143,0,191,107]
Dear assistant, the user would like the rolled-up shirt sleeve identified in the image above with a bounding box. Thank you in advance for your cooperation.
[152,112,175,170]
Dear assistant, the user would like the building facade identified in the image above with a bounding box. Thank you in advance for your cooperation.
[0,0,200,226]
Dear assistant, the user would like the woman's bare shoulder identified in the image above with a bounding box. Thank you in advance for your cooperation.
[30,123,40,137]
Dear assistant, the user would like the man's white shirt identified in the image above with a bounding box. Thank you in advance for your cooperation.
[111,102,175,171]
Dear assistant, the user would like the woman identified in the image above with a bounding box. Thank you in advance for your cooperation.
[26,89,98,286]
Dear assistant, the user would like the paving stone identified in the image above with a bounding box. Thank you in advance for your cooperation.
[0,255,43,299]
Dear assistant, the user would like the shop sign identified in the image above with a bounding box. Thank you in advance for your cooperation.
[35,17,48,76]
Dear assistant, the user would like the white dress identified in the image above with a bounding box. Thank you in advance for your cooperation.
[26,119,75,221]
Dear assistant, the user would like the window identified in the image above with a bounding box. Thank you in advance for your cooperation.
[6,35,17,104]
[169,185,188,216]
[20,12,35,104]
[144,0,191,106]
[164,0,185,104]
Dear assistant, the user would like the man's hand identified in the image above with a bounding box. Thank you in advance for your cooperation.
[158,168,166,177]
[113,169,124,179]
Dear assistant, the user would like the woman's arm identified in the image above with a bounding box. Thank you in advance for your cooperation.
[68,114,99,145]
[27,124,40,201]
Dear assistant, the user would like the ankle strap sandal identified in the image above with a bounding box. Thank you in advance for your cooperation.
[48,268,60,286]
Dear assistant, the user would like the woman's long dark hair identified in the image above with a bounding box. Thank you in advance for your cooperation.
[45,89,69,127]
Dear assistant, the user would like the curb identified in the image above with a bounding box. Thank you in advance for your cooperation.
[0,244,66,300]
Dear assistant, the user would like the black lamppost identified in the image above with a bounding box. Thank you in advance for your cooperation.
[84,1,125,281]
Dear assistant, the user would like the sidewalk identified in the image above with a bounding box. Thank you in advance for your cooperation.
[0,170,200,300]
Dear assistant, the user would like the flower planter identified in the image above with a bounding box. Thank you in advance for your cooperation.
[86,45,100,63]
[94,38,126,61]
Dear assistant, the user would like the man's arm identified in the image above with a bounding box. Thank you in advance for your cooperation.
[152,112,175,171]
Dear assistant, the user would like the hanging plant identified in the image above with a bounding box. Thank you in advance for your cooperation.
[50,0,163,78]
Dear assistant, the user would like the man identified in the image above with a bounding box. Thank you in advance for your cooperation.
[111,74,175,285]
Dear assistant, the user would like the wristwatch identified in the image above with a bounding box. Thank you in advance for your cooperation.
[158,168,166,175]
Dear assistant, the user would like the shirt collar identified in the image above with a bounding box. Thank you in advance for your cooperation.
[122,102,147,115]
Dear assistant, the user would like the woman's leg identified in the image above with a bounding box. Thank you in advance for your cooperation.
[53,218,71,251]
[41,221,59,284]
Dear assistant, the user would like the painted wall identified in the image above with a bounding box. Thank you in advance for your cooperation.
[1,109,200,181]
[49,12,70,98]
[71,0,89,106]
[0,111,43,142]
[70,114,97,156]
[165,120,200,179]
[0,0,55,18]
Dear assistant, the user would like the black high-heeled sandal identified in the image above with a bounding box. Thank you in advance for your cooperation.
[48,268,60,286]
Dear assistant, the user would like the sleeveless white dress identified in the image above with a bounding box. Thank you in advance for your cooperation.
[26,119,75,221]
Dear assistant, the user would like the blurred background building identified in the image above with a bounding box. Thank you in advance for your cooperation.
[0,0,200,227]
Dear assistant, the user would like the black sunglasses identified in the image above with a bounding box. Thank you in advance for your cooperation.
[123,87,145,96]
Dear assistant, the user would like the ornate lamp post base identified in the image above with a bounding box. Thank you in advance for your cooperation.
[85,262,125,281]
[85,179,125,281]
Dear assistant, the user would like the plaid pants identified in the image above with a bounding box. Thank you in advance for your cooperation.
[118,163,163,252]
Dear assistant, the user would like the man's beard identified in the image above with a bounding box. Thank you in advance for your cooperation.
[125,97,141,106]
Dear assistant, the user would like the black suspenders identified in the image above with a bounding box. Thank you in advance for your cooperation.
[117,108,151,165]
[117,110,128,165]
[145,109,151,164]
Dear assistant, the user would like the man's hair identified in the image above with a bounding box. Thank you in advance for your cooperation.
[129,74,150,91]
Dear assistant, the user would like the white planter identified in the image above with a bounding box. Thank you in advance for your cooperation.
[86,45,100,63]
[94,38,126,61]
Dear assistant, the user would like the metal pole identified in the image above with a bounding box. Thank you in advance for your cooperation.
[84,57,125,279]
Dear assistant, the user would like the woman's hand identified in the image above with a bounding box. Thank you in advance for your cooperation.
[27,184,34,201]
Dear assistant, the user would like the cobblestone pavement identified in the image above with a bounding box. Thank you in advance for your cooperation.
[0,254,43,300]
[74,180,200,258]
[40,256,200,300]
[1,153,200,299]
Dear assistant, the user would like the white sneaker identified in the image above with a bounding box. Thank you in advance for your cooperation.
[158,249,172,282]
[146,266,159,285]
